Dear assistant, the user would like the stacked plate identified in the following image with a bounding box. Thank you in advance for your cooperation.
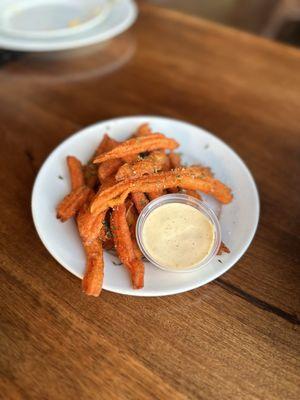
[0,0,137,51]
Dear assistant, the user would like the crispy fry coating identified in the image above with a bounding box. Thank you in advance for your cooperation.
[91,167,232,214]
[131,192,149,213]
[93,134,179,164]
[81,239,104,297]
[115,151,169,181]
[56,186,92,222]
[110,204,144,289]
[84,134,119,188]
[67,156,84,190]
[98,158,123,183]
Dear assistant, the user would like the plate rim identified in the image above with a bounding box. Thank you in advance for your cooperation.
[31,115,260,297]
[0,0,137,52]
[0,0,111,40]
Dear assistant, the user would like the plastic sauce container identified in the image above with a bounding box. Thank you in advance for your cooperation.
[136,194,221,272]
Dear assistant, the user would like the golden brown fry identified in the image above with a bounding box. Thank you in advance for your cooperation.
[81,239,104,297]
[110,204,144,289]
[115,151,169,181]
[67,156,84,190]
[57,186,92,222]
[91,167,233,214]
[93,134,179,164]
[131,192,149,213]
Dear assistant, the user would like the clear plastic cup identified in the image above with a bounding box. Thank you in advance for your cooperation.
[136,193,221,272]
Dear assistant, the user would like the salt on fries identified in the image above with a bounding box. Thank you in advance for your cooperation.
[56,124,233,296]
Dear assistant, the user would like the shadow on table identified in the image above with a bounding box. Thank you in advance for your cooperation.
[0,32,136,84]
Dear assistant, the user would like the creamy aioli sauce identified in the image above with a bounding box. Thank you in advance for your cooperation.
[142,203,215,270]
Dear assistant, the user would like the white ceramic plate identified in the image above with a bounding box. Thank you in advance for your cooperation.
[0,0,111,39]
[32,116,259,296]
[0,0,137,51]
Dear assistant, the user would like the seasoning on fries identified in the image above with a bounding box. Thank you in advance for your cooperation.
[56,123,233,296]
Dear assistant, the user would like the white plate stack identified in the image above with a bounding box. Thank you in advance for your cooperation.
[0,0,137,51]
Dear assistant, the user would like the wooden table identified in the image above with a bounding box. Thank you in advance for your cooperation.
[1,3,299,399]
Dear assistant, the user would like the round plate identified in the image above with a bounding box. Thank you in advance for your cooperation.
[0,0,137,51]
[0,0,110,39]
[32,116,259,296]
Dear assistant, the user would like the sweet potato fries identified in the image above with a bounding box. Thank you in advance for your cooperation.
[56,123,233,296]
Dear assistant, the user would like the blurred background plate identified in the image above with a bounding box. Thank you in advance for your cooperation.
[0,0,137,51]
[0,0,111,39]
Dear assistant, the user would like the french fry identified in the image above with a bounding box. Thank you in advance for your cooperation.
[131,192,149,213]
[67,156,84,190]
[91,167,232,214]
[57,186,92,222]
[115,151,169,181]
[77,206,106,244]
[133,123,152,137]
[185,189,202,200]
[98,158,123,183]
[110,204,144,289]
[84,134,120,188]
[126,201,143,260]
[93,134,179,164]
[81,238,104,297]
[95,134,119,156]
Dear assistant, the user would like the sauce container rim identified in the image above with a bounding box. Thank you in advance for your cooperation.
[136,193,222,273]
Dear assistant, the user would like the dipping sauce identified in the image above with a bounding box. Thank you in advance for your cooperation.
[141,202,215,270]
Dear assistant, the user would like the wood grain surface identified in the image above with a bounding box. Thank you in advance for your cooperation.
[0,3,299,399]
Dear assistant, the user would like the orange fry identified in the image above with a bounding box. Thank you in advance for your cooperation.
[133,123,152,137]
[82,239,104,297]
[84,134,119,188]
[115,151,169,181]
[91,168,232,214]
[77,206,106,244]
[95,133,119,157]
[126,201,143,260]
[67,156,84,190]
[98,158,123,183]
[93,134,179,164]
[56,186,92,222]
[185,189,202,200]
[110,204,144,289]
[131,192,149,213]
